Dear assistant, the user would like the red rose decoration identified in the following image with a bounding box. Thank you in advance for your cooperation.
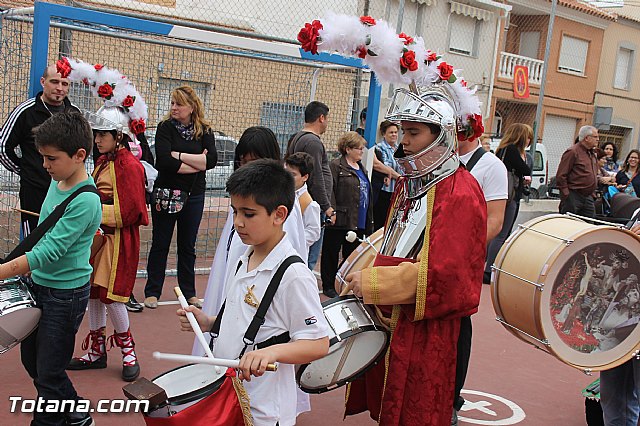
[97,83,114,100]
[400,50,418,73]
[426,51,438,62]
[130,118,146,135]
[297,20,323,55]
[94,64,104,71]
[438,62,454,81]
[122,95,135,108]
[56,58,72,78]
[470,114,484,141]
[360,16,376,26]
[82,78,90,86]
[399,33,414,45]
[356,46,367,59]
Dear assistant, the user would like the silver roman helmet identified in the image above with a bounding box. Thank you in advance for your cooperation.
[85,106,134,141]
[386,83,460,181]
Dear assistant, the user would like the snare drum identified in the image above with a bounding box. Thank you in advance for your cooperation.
[492,214,640,372]
[147,364,226,417]
[334,228,384,294]
[296,295,389,393]
[0,277,41,354]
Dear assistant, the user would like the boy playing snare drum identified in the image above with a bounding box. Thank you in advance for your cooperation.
[0,111,102,426]
[179,159,329,426]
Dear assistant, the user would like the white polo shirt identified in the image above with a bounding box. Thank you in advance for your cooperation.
[295,183,321,249]
[213,234,329,426]
[459,143,508,201]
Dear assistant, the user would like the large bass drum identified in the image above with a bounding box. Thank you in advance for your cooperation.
[492,214,640,372]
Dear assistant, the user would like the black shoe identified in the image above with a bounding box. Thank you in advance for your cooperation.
[125,295,144,312]
[122,361,140,382]
[323,288,339,298]
[67,355,107,370]
[66,412,94,426]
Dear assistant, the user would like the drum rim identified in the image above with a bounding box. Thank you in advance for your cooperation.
[152,363,226,406]
[296,332,389,394]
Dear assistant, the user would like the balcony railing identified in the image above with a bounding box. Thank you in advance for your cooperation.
[499,52,544,85]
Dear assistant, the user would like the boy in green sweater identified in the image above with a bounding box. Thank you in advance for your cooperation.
[0,111,102,426]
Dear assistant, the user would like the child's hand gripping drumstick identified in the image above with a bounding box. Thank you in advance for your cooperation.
[174,287,215,359]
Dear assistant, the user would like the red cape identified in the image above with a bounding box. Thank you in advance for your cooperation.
[345,168,487,425]
[93,149,149,301]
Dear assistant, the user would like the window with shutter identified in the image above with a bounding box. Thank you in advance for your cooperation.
[558,35,589,76]
[614,48,633,90]
[448,13,476,56]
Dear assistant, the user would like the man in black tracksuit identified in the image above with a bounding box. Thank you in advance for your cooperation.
[0,64,77,236]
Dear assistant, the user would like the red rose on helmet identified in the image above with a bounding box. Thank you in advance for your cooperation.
[360,16,376,26]
[130,118,146,135]
[426,51,438,62]
[94,64,104,71]
[97,83,114,100]
[470,114,484,140]
[298,20,323,55]
[56,58,72,78]
[399,33,414,45]
[122,95,135,108]
[438,62,454,81]
[400,50,418,73]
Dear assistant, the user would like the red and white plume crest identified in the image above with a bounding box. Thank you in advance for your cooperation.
[56,57,148,135]
[298,12,484,141]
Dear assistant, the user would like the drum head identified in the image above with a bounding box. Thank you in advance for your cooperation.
[541,226,640,371]
[297,296,389,393]
[0,278,40,354]
[152,364,226,405]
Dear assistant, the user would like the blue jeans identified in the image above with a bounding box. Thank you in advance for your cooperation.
[20,282,91,426]
[307,212,326,270]
[601,358,640,426]
[145,192,205,300]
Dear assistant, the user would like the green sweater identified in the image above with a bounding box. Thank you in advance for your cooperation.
[26,177,102,289]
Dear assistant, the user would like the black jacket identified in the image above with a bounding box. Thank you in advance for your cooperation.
[0,92,78,190]
[153,120,217,195]
[328,156,374,233]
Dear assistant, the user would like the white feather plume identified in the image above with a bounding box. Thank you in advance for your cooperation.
[298,13,485,137]
[57,57,148,132]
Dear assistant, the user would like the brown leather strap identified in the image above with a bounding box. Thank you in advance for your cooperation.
[298,191,313,215]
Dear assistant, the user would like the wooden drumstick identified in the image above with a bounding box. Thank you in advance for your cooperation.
[13,208,39,217]
[153,351,277,372]
[174,287,215,359]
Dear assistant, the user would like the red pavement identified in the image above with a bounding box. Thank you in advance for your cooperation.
[1,277,595,425]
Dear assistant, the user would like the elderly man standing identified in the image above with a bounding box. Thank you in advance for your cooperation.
[555,125,599,218]
[0,64,78,236]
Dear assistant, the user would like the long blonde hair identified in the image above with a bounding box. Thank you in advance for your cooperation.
[498,123,533,156]
[164,86,210,140]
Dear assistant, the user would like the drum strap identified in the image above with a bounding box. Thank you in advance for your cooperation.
[465,147,486,173]
[209,255,304,357]
[2,185,99,263]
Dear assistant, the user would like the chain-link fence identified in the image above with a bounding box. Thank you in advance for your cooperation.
[0,6,370,274]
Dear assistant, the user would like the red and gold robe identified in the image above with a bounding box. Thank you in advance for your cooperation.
[345,167,487,425]
[90,148,149,302]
